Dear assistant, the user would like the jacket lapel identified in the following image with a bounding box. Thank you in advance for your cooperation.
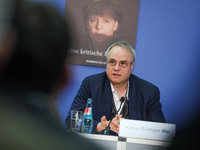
[128,75,141,120]
[101,74,113,120]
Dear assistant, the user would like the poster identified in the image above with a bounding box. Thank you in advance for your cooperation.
[65,0,140,67]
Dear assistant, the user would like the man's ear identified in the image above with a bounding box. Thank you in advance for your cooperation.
[131,61,134,72]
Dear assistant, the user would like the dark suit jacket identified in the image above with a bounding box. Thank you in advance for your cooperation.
[66,72,165,133]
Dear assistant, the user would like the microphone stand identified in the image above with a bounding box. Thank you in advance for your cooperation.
[104,97,125,135]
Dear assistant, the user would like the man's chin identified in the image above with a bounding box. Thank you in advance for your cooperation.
[111,80,122,85]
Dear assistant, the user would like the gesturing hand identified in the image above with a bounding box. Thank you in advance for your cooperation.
[96,116,109,132]
[110,115,122,134]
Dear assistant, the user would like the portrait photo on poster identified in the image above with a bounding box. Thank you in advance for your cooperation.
[65,0,140,67]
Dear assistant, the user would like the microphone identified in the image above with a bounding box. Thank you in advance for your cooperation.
[104,97,125,135]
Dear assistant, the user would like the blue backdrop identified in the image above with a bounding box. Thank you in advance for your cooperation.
[32,0,200,131]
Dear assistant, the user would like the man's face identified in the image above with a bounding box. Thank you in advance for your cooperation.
[87,9,118,43]
[106,46,134,86]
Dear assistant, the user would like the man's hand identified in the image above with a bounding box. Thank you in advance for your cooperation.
[110,115,122,134]
[96,116,109,132]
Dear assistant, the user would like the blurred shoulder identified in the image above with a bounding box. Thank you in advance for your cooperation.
[84,72,107,81]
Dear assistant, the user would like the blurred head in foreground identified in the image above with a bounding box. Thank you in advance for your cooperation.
[0,0,71,96]
[0,0,105,149]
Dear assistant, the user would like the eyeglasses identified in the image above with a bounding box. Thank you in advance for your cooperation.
[107,60,133,68]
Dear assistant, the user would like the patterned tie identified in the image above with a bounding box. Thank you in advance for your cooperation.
[120,97,129,118]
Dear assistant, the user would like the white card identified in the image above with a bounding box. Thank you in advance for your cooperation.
[119,119,176,141]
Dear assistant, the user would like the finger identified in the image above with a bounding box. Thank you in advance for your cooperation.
[115,115,120,119]
[110,126,119,134]
[113,115,121,124]
[101,116,107,122]
[111,119,117,125]
[112,117,117,121]
[115,122,120,128]
[117,118,121,124]
[110,120,119,128]
[110,125,118,132]
[116,115,122,119]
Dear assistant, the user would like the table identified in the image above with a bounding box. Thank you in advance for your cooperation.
[80,133,171,150]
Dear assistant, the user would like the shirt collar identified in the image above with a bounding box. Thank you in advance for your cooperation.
[110,81,129,100]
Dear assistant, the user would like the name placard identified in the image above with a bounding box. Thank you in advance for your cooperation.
[119,119,176,141]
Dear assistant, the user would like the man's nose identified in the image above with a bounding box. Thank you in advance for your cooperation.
[114,63,121,71]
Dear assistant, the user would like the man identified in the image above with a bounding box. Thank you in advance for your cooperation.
[0,0,103,149]
[66,41,165,135]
